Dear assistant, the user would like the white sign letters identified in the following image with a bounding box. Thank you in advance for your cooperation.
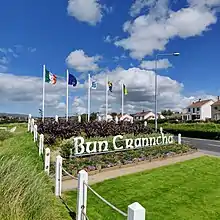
[72,134,174,156]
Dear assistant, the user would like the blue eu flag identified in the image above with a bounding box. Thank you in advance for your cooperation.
[68,73,77,87]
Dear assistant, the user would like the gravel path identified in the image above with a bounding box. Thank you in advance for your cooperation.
[61,151,205,192]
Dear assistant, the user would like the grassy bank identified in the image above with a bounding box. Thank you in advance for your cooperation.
[0,124,70,220]
[64,156,220,220]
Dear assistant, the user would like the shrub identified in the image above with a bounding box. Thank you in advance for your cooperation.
[37,121,154,145]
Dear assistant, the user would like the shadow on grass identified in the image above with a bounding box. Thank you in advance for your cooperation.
[60,196,76,220]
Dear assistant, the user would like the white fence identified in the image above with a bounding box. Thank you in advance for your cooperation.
[28,114,50,175]
[55,154,146,220]
[28,114,182,220]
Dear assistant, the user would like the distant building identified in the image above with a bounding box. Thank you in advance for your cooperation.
[119,114,133,122]
[98,114,113,121]
[133,110,164,121]
[182,99,214,121]
[211,96,220,120]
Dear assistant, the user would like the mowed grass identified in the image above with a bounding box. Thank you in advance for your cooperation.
[64,156,220,220]
[0,124,71,220]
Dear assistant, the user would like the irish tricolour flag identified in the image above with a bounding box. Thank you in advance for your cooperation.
[45,69,57,84]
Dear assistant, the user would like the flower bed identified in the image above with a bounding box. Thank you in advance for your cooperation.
[60,142,196,177]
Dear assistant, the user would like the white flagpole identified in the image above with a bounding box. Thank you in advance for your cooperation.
[42,65,46,122]
[66,69,69,122]
[88,73,91,122]
[121,82,124,117]
[105,75,108,121]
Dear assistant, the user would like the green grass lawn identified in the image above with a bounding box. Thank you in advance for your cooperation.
[0,123,71,220]
[64,156,220,220]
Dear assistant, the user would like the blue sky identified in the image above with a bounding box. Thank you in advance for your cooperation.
[1,0,220,116]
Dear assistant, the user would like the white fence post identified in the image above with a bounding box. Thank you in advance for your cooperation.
[39,134,44,155]
[44,148,50,175]
[34,125,38,142]
[55,155,62,197]
[31,119,34,133]
[115,116,118,124]
[78,115,81,123]
[178,133,181,144]
[28,114,31,132]
[76,170,88,220]
[127,202,145,220]
[55,115,59,122]
[98,115,101,122]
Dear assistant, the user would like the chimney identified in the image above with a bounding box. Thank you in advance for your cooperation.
[199,99,201,102]
[142,110,144,112]
[218,96,219,101]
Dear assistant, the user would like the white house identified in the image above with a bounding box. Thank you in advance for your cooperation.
[119,114,134,122]
[133,110,165,121]
[98,114,113,121]
[211,96,220,120]
[182,99,214,121]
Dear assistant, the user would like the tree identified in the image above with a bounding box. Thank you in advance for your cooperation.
[110,112,118,117]
[161,109,173,116]
[90,112,97,121]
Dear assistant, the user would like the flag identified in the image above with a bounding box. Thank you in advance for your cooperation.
[91,81,97,89]
[68,73,77,87]
[108,81,113,92]
[45,69,57,84]
[123,84,128,95]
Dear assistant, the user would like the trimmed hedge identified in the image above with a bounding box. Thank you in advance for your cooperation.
[161,123,220,140]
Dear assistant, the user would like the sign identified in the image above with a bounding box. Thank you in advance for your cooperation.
[71,134,174,156]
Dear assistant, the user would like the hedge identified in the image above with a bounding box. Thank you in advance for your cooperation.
[161,123,220,140]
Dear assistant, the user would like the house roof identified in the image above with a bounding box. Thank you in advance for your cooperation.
[188,99,212,108]
[212,100,220,106]
[133,111,152,117]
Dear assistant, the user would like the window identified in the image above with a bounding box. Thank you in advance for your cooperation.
[188,108,190,112]
[215,107,218,110]
[197,107,200,111]
[193,108,195,113]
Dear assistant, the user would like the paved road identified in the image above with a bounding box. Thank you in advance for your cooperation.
[177,136,220,156]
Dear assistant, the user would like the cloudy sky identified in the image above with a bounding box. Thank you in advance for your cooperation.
[0,0,220,116]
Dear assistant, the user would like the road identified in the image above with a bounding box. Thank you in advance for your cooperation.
[177,136,220,156]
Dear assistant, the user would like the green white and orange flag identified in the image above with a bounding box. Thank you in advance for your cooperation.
[45,69,57,84]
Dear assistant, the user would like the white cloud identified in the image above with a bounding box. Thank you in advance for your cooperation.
[67,0,104,25]
[140,58,172,70]
[0,65,7,72]
[115,0,220,59]
[76,67,216,114]
[103,35,119,43]
[129,0,156,17]
[28,47,37,53]
[104,35,112,43]
[66,49,101,72]
[0,56,9,65]
[113,54,127,62]
[72,96,87,114]
[0,67,217,116]
[0,72,84,116]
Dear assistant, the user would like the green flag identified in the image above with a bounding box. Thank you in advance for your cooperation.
[45,69,57,84]
[123,84,128,95]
